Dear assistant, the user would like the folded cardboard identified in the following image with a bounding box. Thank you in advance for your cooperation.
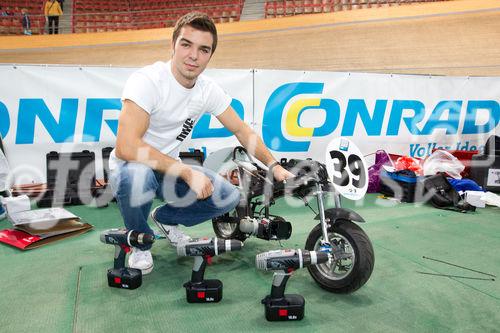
[0,223,92,250]
[0,203,93,250]
[15,218,90,238]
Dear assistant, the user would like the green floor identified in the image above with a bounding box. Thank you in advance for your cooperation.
[1,194,499,333]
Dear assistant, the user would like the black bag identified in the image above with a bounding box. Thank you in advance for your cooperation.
[379,169,424,203]
[423,173,475,213]
[483,134,500,156]
[469,134,500,193]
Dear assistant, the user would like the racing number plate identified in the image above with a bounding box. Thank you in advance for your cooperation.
[325,138,368,200]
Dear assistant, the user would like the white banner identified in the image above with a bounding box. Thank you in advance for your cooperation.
[254,69,500,164]
[0,65,499,184]
[0,65,131,184]
[0,65,253,183]
[178,68,254,158]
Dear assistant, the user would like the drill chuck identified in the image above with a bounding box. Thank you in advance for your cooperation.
[256,249,330,271]
[100,229,155,247]
[177,237,243,257]
[127,230,155,247]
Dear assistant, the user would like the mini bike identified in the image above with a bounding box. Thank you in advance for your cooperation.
[210,146,375,293]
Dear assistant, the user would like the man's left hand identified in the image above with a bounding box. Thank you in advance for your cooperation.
[272,165,295,182]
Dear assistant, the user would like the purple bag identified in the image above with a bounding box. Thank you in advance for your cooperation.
[367,150,391,193]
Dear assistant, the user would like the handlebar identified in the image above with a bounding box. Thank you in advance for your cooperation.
[230,146,331,195]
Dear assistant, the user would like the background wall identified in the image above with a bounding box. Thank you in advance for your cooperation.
[0,0,499,185]
[0,0,499,76]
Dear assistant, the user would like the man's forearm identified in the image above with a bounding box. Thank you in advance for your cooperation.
[115,139,191,179]
[235,126,277,167]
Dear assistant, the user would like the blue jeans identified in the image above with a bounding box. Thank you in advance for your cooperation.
[109,162,241,250]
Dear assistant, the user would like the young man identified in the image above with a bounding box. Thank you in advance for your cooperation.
[109,12,293,275]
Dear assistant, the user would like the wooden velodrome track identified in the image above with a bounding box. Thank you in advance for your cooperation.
[0,0,499,76]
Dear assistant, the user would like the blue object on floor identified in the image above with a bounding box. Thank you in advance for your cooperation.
[448,178,484,192]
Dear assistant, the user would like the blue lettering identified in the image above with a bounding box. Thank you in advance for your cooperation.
[17,98,78,144]
[387,100,425,136]
[191,99,244,139]
[463,100,500,134]
[262,82,324,151]
[0,101,9,138]
[305,99,340,136]
[409,143,420,156]
[341,99,387,136]
[421,101,462,135]
[82,98,121,142]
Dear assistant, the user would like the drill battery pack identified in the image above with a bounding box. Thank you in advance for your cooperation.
[261,294,305,321]
[183,279,223,303]
[107,268,142,290]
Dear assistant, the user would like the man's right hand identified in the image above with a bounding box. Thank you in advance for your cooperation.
[180,166,214,200]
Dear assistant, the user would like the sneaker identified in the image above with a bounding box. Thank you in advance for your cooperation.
[128,248,153,275]
[151,206,191,246]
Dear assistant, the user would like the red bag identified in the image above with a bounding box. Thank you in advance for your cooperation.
[395,156,422,175]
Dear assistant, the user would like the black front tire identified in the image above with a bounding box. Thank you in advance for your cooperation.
[305,219,374,293]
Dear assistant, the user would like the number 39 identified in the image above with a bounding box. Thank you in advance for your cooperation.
[328,150,367,189]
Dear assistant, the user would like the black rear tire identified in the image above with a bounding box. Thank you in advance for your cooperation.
[212,207,248,242]
[305,219,374,293]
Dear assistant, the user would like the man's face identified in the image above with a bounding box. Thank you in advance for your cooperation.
[171,25,214,88]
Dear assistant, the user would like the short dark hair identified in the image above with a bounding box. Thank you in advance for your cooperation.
[172,12,218,54]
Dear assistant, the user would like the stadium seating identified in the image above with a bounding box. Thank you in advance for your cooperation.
[72,0,243,33]
[0,0,458,35]
[0,0,243,35]
[265,0,452,18]
[0,0,45,35]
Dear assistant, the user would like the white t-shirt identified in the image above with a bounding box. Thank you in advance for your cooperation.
[109,61,232,170]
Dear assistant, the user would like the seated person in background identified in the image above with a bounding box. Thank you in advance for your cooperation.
[4,6,14,16]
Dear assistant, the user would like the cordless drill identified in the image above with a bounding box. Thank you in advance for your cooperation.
[256,249,330,321]
[177,237,243,303]
[100,228,155,290]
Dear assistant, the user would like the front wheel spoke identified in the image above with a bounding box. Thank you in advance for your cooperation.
[338,261,351,272]
[329,260,339,273]
[222,223,236,234]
